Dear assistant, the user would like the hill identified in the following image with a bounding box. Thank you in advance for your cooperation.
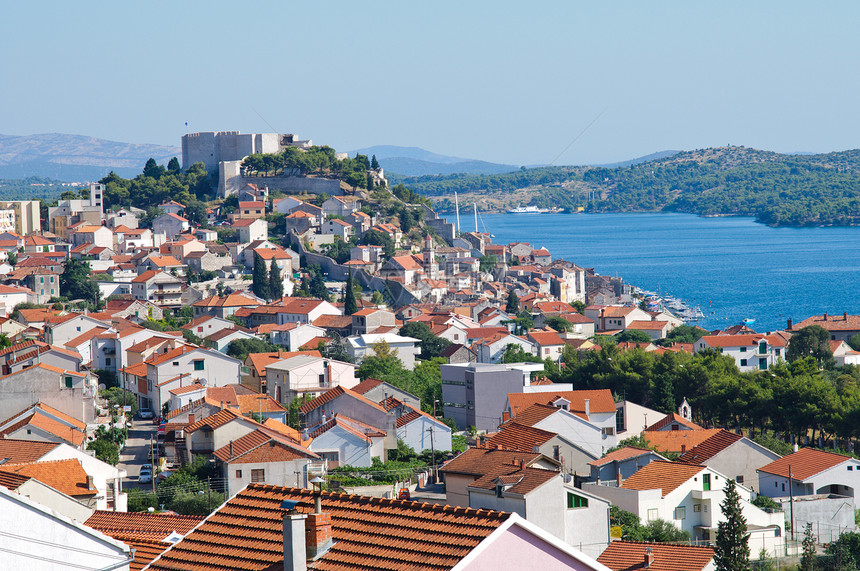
[348,145,519,176]
[403,146,860,227]
[0,133,180,181]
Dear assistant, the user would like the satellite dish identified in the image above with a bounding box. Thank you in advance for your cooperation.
[98,384,106,391]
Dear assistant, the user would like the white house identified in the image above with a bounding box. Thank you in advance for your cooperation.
[694,333,787,372]
[152,212,190,240]
[473,332,536,364]
[265,355,358,405]
[307,414,386,468]
[585,461,785,559]
[346,333,421,370]
[233,218,268,243]
[758,447,860,499]
[0,486,132,570]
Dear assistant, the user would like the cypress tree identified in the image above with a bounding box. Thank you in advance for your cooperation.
[344,270,358,316]
[252,251,270,300]
[268,261,284,300]
[714,478,750,571]
[800,522,815,571]
[506,289,519,314]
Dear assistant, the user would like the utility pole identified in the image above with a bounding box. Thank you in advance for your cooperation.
[150,434,156,495]
[427,426,436,484]
[789,464,795,543]
[207,476,211,512]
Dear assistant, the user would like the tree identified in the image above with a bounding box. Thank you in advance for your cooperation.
[787,325,835,369]
[616,329,652,343]
[371,155,380,170]
[848,333,860,352]
[268,261,284,300]
[506,289,519,314]
[143,158,164,179]
[801,521,816,571]
[545,316,573,332]
[60,258,101,305]
[343,270,358,316]
[400,321,451,360]
[309,266,330,301]
[356,340,403,380]
[225,338,278,362]
[714,479,750,571]
[167,157,181,174]
[252,251,270,300]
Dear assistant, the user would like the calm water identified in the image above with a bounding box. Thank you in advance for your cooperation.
[453,212,860,332]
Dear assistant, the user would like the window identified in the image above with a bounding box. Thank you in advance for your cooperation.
[105,358,111,367]
[647,508,659,521]
[740,359,748,367]
[849,466,854,471]
[567,492,588,508]
[236,470,242,478]
[759,358,767,370]
[172,361,179,366]
[496,485,505,498]
[193,360,205,371]
[693,504,701,512]
[759,341,767,354]
[64,376,73,388]
[737,475,744,483]
[740,346,747,352]
[76,327,81,332]
[251,469,265,483]
[319,374,326,386]
[703,473,711,491]
[674,506,686,520]
[601,427,615,436]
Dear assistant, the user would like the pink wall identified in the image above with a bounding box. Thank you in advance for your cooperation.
[464,524,604,571]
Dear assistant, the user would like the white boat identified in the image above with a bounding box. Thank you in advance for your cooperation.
[507,205,546,214]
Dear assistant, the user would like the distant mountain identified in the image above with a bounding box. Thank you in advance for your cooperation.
[0,133,181,181]
[348,145,519,176]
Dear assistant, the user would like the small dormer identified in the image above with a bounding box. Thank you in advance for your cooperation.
[550,396,570,411]
[493,474,524,497]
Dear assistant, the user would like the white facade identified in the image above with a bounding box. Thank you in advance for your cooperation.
[266,356,358,405]
[0,487,131,571]
[145,349,242,409]
[346,333,421,370]
[585,466,785,559]
[308,422,384,468]
[397,414,453,454]
[42,443,128,512]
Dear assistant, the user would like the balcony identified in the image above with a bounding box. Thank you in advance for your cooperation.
[692,489,719,500]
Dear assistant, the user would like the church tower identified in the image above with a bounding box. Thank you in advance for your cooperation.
[423,234,438,280]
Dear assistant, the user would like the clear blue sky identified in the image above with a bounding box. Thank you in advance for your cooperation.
[3,1,859,166]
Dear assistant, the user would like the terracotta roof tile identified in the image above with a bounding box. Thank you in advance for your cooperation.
[0,439,58,463]
[507,389,615,419]
[440,447,543,477]
[468,465,558,495]
[589,446,660,467]
[483,422,556,452]
[643,429,724,454]
[645,412,703,432]
[597,541,715,571]
[676,430,744,465]
[212,429,317,463]
[758,447,853,481]
[299,385,386,415]
[620,460,705,497]
[2,458,96,497]
[85,510,204,536]
[146,484,510,571]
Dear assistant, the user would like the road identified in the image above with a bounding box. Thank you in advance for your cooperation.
[119,417,159,491]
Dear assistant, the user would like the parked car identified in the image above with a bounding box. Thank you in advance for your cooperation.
[138,409,155,420]
[138,466,153,484]
[397,488,410,500]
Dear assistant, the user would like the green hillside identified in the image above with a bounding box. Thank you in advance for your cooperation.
[404,146,860,227]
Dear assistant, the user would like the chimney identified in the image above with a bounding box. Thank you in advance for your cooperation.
[824,313,828,320]
[283,511,308,571]
[787,318,792,330]
[644,546,654,568]
[384,410,397,451]
[845,312,849,321]
[305,509,334,561]
[229,440,233,459]
[189,413,195,424]
[616,469,622,487]
[681,445,686,453]
[86,475,94,490]
[584,399,590,416]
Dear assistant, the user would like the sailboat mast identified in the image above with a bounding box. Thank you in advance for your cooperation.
[474,203,478,233]
[455,192,461,235]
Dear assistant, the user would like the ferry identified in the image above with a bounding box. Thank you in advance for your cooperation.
[507,205,547,214]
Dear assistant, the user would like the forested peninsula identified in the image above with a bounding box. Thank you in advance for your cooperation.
[395,146,860,227]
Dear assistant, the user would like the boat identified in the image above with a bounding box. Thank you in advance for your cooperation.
[507,205,547,214]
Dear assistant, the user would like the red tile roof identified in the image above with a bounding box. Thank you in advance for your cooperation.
[698,333,787,348]
[468,465,559,495]
[0,439,59,463]
[620,460,705,497]
[2,458,96,497]
[589,446,659,467]
[440,447,544,477]
[793,313,860,332]
[645,412,702,432]
[85,510,204,537]
[643,429,724,454]
[507,389,615,418]
[676,429,744,465]
[758,447,853,481]
[146,484,510,571]
[597,541,715,571]
[212,429,317,464]
[299,385,386,415]
[484,422,556,452]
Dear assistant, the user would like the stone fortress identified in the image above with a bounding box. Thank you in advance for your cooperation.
[182,131,352,198]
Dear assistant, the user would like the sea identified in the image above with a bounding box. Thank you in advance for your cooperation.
[450,212,860,333]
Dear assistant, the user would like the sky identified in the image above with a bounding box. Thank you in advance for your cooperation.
[3,1,860,166]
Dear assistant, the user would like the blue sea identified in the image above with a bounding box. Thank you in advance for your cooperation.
[453,212,860,332]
